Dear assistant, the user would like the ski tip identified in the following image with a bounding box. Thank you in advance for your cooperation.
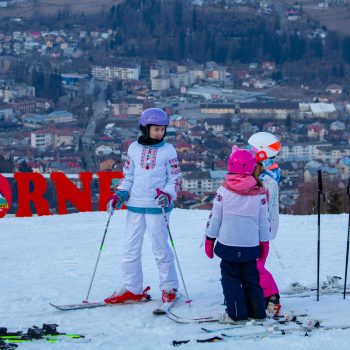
[153,309,167,315]
[50,302,70,311]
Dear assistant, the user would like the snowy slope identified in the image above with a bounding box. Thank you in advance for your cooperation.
[1,209,350,349]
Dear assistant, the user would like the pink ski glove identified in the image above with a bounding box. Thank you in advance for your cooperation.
[205,236,215,259]
[107,190,129,214]
[155,188,172,208]
[259,241,270,266]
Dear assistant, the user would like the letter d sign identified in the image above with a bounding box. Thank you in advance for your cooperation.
[0,174,12,218]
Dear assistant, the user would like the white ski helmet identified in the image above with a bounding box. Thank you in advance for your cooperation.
[248,132,281,161]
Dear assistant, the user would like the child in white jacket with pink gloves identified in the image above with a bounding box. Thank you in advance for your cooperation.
[204,146,270,324]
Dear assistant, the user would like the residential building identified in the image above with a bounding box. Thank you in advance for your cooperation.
[110,100,144,118]
[181,170,226,195]
[30,128,81,150]
[326,84,342,94]
[24,111,74,127]
[308,103,337,119]
[30,130,54,149]
[317,145,350,165]
[206,62,226,82]
[151,76,170,91]
[92,64,140,81]
[204,118,227,133]
[170,115,195,129]
[0,82,35,101]
[304,162,338,183]
[239,102,299,119]
[307,123,327,141]
[337,157,350,180]
[280,142,332,161]
[330,121,346,131]
[0,103,14,120]
[9,98,36,114]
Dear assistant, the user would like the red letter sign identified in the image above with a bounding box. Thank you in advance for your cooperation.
[15,172,51,217]
[0,174,12,218]
[50,172,92,215]
[96,171,124,211]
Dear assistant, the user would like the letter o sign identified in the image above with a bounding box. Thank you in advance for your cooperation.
[0,174,12,218]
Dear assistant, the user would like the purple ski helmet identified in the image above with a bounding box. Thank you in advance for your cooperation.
[227,145,257,175]
[139,108,169,127]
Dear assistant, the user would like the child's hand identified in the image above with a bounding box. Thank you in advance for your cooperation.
[205,236,215,259]
[107,191,129,214]
[259,241,269,265]
[107,194,122,214]
[155,188,171,208]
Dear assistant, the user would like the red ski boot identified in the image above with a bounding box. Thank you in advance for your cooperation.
[266,294,281,315]
[161,288,177,303]
[104,286,151,304]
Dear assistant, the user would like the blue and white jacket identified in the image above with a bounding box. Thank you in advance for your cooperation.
[260,171,279,240]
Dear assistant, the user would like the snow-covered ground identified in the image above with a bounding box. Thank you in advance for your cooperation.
[1,209,350,349]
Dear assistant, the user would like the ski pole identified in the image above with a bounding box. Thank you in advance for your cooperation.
[161,207,192,306]
[271,241,285,270]
[344,178,350,300]
[317,170,324,301]
[84,211,113,303]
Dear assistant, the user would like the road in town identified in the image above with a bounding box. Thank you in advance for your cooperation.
[81,81,107,171]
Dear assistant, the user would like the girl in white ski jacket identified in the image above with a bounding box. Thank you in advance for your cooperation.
[104,108,181,305]
[204,146,269,323]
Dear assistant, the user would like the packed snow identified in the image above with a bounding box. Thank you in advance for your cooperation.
[1,209,350,349]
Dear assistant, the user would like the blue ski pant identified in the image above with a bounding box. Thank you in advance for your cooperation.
[220,259,266,321]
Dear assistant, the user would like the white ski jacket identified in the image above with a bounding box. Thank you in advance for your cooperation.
[205,185,270,247]
[260,173,279,240]
[118,141,181,208]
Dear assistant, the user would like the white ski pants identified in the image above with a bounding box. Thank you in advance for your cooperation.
[122,210,179,294]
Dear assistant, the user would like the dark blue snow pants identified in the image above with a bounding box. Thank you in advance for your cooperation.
[220,259,266,321]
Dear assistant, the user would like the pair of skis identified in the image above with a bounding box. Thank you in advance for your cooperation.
[0,324,86,345]
[281,276,350,298]
[50,298,151,311]
[166,309,307,326]
[172,321,350,346]
[0,341,17,350]
[50,293,181,315]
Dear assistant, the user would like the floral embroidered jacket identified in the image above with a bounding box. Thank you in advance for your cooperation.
[118,141,181,208]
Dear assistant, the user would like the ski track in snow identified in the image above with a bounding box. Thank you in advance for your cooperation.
[1,210,350,349]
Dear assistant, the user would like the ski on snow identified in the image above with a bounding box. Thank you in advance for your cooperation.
[167,309,308,325]
[50,298,151,311]
[51,292,181,313]
[172,322,350,346]
[281,276,350,298]
[153,293,182,315]
[166,311,218,324]
[200,312,309,333]
[0,324,87,345]
[0,342,17,350]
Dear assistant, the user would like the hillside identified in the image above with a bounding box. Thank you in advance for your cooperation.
[0,0,123,18]
[1,210,350,349]
[284,0,350,36]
